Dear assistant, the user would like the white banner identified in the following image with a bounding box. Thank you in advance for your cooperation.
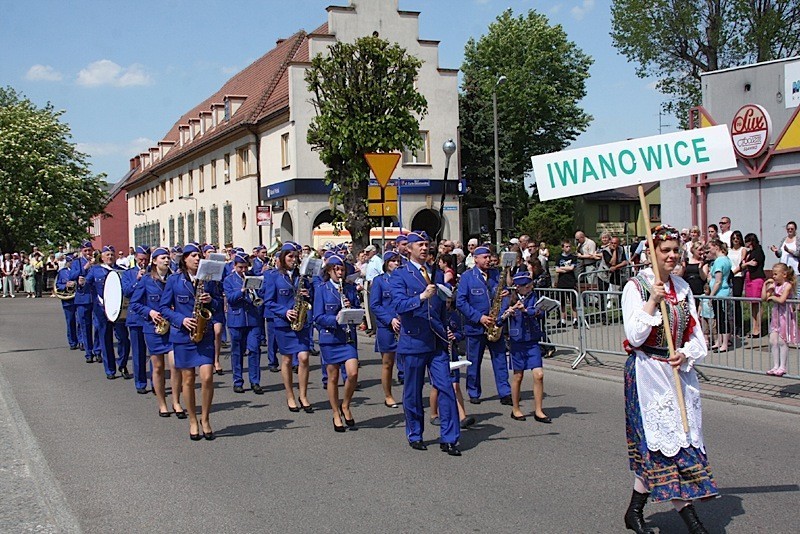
[532,125,737,201]
[785,60,800,109]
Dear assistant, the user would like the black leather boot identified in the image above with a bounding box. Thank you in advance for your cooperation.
[624,490,655,534]
[678,504,709,534]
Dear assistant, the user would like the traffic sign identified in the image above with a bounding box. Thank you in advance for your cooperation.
[364,153,401,188]
[368,185,397,216]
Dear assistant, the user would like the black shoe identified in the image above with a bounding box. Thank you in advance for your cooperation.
[409,440,427,451]
[469,397,481,405]
[204,432,215,441]
[189,433,202,441]
[70,345,78,350]
[233,385,245,393]
[215,368,224,376]
[500,395,513,406]
[573,319,579,329]
[120,367,132,380]
[174,410,187,420]
[460,416,476,429]
[136,387,148,394]
[557,321,567,328]
[85,358,93,364]
[341,409,357,429]
[310,348,320,356]
[624,490,654,534]
[677,504,709,534]
[384,400,399,408]
[534,413,552,424]
[511,412,527,421]
[158,410,171,418]
[267,365,279,373]
[78,344,85,351]
[299,401,314,413]
[252,384,264,395]
[288,403,301,413]
[106,374,116,380]
[439,443,461,456]
[333,418,346,433]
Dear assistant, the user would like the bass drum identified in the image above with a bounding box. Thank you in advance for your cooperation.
[103,270,128,322]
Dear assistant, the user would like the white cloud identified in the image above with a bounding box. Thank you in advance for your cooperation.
[571,0,596,20]
[77,137,155,158]
[25,64,63,82]
[76,60,153,87]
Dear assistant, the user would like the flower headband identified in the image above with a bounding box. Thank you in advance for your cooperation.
[651,225,680,243]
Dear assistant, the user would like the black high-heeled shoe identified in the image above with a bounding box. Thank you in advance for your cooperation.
[340,409,357,429]
[332,417,346,433]
[299,400,314,413]
[288,402,300,413]
[189,433,202,441]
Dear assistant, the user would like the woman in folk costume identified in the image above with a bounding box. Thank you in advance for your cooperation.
[621,225,718,534]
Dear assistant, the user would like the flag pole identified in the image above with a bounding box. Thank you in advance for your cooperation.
[637,185,690,433]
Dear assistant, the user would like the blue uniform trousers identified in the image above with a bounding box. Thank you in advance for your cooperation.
[92,315,101,357]
[75,304,93,359]
[114,322,130,370]
[402,350,459,444]
[62,306,78,348]
[94,310,116,376]
[265,319,279,368]
[465,335,511,400]
[129,326,148,389]
[229,326,261,387]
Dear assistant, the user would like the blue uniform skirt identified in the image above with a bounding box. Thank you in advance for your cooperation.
[508,343,543,371]
[145,331,172,355]
[374,325,397,353]
[173,338,214,369]
[275,325,311,355]
[320,343,357,365]
[625,356,719,503]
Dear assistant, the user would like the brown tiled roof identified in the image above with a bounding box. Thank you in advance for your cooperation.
[126,30,310,188]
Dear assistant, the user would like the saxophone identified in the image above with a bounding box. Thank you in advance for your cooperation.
[290,274,311,331]
[190,279,212,343]
[485,266,510,342]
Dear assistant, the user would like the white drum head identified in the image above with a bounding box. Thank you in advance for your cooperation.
[103,271,123,322]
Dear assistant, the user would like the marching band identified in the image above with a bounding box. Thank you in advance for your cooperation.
[55,231,557,452]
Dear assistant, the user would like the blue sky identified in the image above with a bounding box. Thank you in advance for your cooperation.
[1,0,675,183]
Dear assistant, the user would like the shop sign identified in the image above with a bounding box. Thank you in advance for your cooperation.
[731,104,772,158]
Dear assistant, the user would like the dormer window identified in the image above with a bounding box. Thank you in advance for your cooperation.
[224,100,231,122]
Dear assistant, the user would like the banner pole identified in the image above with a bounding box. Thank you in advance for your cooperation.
[637,185,690,434]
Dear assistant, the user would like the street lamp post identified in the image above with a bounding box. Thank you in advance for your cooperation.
[437,139,457,245]
[493,75,507,249]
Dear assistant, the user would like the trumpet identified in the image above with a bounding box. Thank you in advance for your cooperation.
[247,288,264,307]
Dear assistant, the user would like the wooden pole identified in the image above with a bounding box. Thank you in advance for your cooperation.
[637,185,690,434]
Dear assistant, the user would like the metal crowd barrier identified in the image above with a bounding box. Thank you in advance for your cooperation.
[539,287,799,379]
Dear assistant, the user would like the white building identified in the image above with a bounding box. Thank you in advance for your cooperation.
[662,57,800,247]
[125,0,461,250]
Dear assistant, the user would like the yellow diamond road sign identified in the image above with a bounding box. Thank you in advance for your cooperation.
[364,153,401,188]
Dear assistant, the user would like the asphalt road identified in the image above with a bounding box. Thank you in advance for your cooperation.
[1,298,798,533]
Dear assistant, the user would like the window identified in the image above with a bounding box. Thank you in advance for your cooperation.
[598,204,609,223]
[187,211,195,243]
[90,217,100,237]
[224,154,230,184]
[199,165,205,192]
[210,205,219,246]
[177,214,185,245]
[198,208,207,243]
[224,99,231,122]
[178,174,183,198]
[168,216,175,247]
[160,182,166,204]
[402,131,430,164]
[619,204,631,223]
[187,170,193,195]
[211,159,217,188]
[281,133,290,168]
[236,146,250,178]
[169,178,174,201]
[153,222,161,247]
[223,203,233,245]
[650,204,661,221]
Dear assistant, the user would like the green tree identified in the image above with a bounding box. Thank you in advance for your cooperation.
[459,8,592,240]
[517,197,575,245]
[305,36,427,251]
[611,0,800,125]
[0,87,107,252]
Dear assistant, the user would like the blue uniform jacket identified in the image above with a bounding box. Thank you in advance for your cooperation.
[456,266,502,336]
[223,272,261,327]
[55,267,75,309]
[497,293,543,347]
[264,269,312,331]
[389,261,447,354]
[159,273,221,344]
[251,257,266,276]
[121,266,146,327]
[129,273,170,335]
[69,256,93,305]
[259,269,277,319]
[312,279,360,345]
[369,273,397,329]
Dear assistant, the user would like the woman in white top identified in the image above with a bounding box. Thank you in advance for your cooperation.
[621,225,717,534]
[770,221,800,296]
[727,230,746,336]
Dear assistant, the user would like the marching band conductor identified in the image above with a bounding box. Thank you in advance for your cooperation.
[390,231,461,456]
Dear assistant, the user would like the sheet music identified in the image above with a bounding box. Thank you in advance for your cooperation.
[197,259,226,281]
[534,295,560,314]
[336,309,365,325]
[209,253,227,263]
[244,276,263,290]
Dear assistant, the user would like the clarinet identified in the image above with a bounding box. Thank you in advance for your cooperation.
[337,280,353,344]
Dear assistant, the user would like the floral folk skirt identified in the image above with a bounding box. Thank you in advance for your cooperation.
[625,356,719,503]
